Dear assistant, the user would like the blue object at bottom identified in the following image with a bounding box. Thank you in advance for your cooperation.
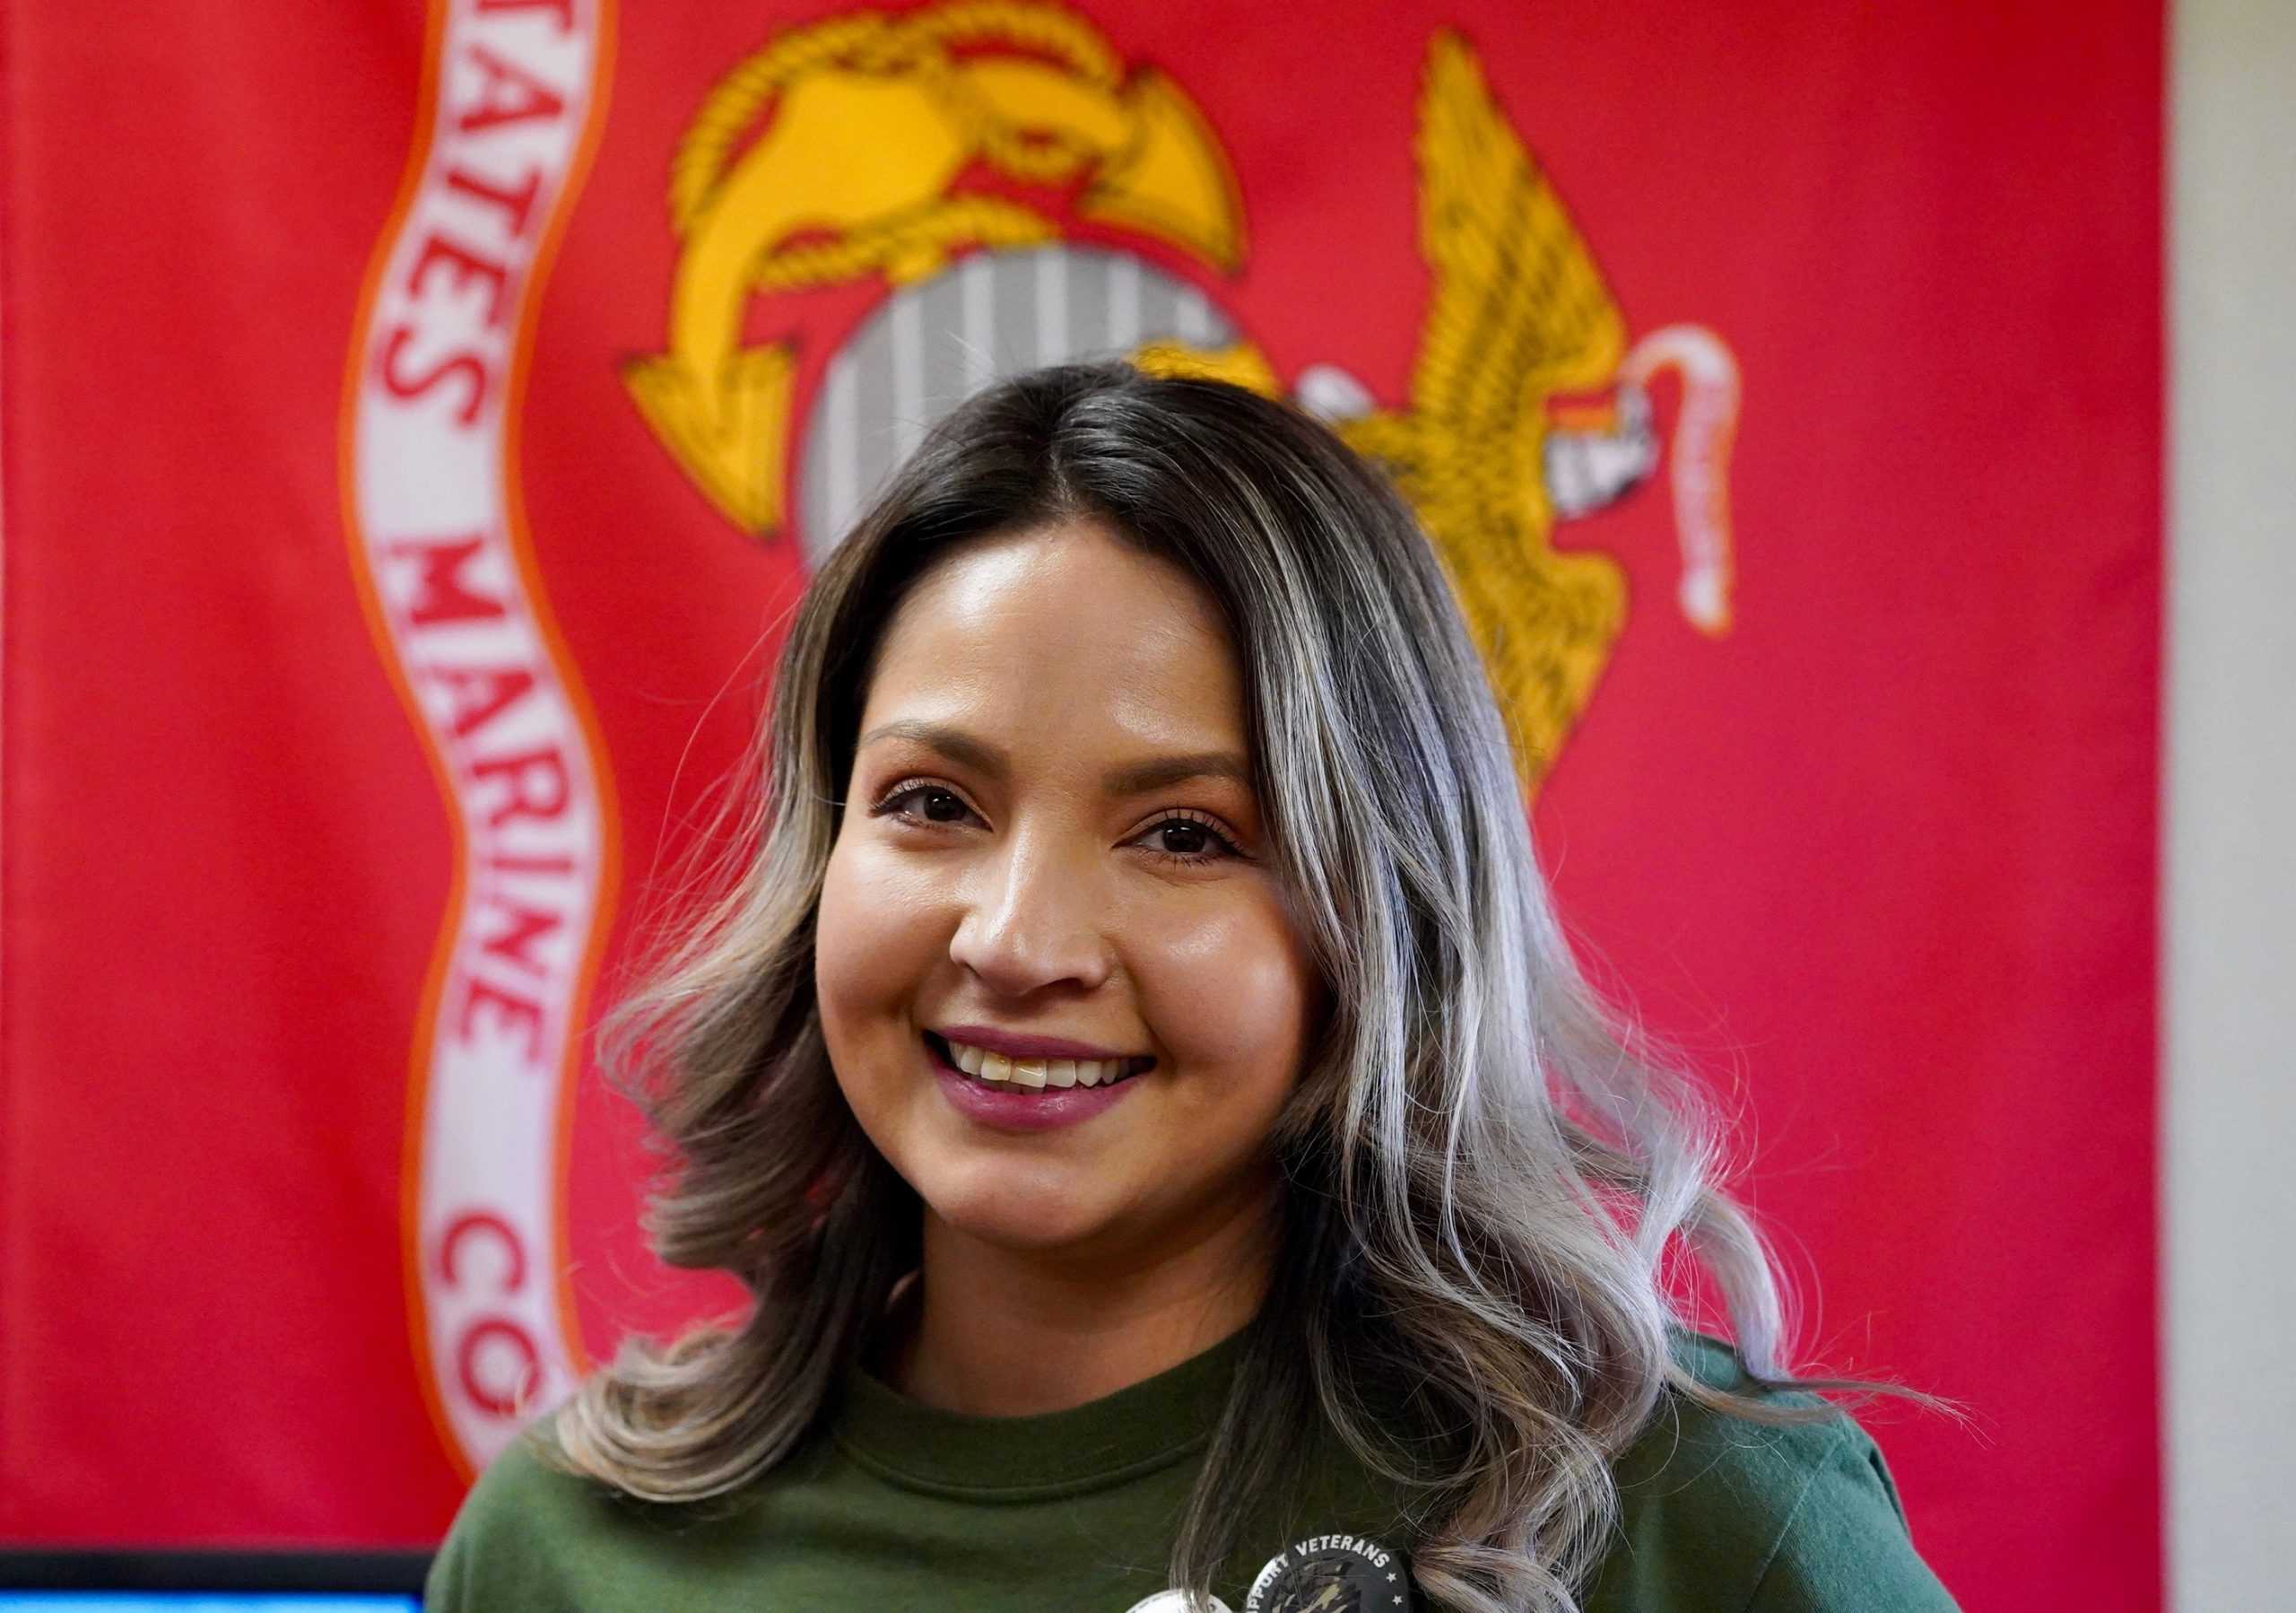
[0,1599,419,1611]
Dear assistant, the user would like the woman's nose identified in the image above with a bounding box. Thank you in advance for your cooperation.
[946,830,1112,997]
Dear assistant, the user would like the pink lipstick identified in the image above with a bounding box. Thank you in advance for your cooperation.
[923,1033,1144,1132]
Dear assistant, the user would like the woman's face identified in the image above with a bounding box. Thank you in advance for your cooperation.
[815,517,1323,1264]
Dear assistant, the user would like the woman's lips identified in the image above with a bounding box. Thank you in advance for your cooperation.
[924,1033,1142,1132]
[928,1030,1150,1090]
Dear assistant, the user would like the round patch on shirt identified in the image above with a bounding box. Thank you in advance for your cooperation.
[1244,1534,1413,1613]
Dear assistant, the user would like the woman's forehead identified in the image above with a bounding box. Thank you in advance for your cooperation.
[857,520,1252,763]
[896,517,1217,640]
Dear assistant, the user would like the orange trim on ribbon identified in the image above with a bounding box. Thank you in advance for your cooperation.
[498,0,622,1389]
[336,0,622,1485]
[335,0,466,1487]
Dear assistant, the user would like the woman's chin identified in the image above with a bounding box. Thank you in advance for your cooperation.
[922,1174,1126,1256]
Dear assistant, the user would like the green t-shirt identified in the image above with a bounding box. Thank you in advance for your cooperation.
[425,1332,1957,1611]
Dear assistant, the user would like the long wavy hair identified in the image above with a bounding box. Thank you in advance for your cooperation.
[558,362,1861,1613]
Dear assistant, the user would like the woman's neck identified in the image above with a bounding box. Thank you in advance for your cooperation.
[889,1181,1279,1417]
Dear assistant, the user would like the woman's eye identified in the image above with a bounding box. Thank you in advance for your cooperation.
[1132,813,1243,865]
[872,782,976,826]
[1146,820,1213,857]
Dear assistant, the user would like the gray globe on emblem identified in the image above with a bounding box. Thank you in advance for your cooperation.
[797,244,1239,564]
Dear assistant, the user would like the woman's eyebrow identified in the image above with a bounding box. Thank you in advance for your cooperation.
[1100,752,1256,797]
[857,719,1004,776]
[856,720,1253,796]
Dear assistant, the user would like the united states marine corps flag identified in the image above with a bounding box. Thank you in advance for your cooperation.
[1,3,2160,1608]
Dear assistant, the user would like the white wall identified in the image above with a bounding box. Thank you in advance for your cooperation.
[2164,2,2296,1608]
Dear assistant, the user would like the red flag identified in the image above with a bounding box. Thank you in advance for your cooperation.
[1,2,2160,1605]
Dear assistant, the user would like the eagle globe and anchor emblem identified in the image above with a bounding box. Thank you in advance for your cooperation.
[622,0,1742,796]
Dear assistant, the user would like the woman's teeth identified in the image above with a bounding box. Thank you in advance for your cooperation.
[942,1038,1139,1090]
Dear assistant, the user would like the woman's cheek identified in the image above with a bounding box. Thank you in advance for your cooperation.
[817,840,932,1044]
[1134,894,1318,1080]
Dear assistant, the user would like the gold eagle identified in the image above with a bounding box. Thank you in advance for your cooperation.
[1334,31,1631,799]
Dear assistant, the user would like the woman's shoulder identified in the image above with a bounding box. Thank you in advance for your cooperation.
[424,1411,758,1612]
[424,1417,597,1610]
[1584,1331,1960,1613]
[446,1413,607,1524]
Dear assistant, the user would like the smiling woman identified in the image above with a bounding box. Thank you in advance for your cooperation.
[423,363,1958,1613]
[817,516,1319,1358]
